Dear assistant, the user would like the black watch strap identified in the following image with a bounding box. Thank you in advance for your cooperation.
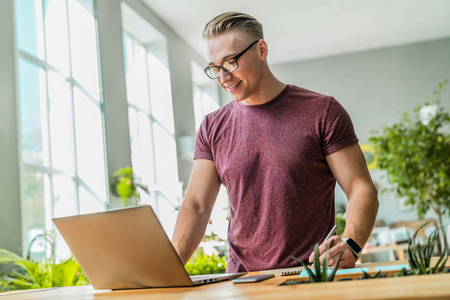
[342,238,362,258]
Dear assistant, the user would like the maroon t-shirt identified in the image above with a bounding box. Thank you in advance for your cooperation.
[194,84,358,272]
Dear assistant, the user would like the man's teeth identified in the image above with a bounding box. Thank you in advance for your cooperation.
[227,82,240,89]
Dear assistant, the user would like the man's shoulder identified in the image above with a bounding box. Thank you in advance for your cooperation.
[204,100,236,120]
[284,84,335,109]
[287,84,333,100]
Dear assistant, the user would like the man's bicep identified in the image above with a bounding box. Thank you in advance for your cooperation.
[184,159,221,213]
[325,143,372,196]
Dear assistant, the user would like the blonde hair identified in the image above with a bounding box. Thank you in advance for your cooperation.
[202,12,263,41]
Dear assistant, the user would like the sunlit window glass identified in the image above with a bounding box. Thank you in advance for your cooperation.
[53,175,77,218]
[15,0,45,59]
[15,0,107,253]
[18,58,48,166]
[122,10,180,237]
[48,71,75,174]
[73,87,107,201]
[21,171,48,258]
[68,0,100,100]
[44,0,71,75]
[78,186,105,215]
[148,50,174,133]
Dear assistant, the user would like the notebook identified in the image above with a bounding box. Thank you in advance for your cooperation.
[260,266,334,276]
[260,266,307,276]
[53,205,245,290]
[260,263,411,276]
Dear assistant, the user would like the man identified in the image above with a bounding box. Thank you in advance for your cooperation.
[172,12,379,272]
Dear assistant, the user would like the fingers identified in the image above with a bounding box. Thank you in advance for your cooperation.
[328,250,356,268]
[308,236,357,268]
[308,235,339,263]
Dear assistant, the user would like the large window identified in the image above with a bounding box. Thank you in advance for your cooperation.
[191,62,229,242]
[122,4,180,238]
[15,0,108,255]
[191,62,222,131]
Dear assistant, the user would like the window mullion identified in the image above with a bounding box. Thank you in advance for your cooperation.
[70,79,101,108]
[38,0,55,225]
[65,0,80,215]
[43,69,56,226]
[40,0,55,224]
[22,163,76,179]
[93,0,110,209]
[78,178,106,208]
[144,45,159,214]
[17,51,61,75]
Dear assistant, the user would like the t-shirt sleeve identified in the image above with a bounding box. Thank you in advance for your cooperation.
[322,98,359,156]
[194,117,214,161]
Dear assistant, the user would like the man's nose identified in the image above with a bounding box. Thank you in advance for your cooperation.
[218,68,231,83]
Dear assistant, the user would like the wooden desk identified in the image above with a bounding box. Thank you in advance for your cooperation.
[2,259,450,300]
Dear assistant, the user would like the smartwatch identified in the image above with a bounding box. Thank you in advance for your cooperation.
[342,238,362,259]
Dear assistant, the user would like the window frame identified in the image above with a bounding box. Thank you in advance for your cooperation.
[15,0,109,252]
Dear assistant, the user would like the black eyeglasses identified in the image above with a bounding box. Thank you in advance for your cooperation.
[204,40,259,79]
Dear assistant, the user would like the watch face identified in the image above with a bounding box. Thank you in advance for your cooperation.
[345,238,362,254]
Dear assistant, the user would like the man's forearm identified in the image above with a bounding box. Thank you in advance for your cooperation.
[172,202,212,264]
[342,181,379,248]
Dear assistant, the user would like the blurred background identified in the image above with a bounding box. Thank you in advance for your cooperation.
[1,0,449,276]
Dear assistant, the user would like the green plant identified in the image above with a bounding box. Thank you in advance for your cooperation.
[184,254,227,275]
[406,222,448,275]
[291,243,343,283]
[0,233,89,292]
[110,167,180,210]
[335,213,346,236]
[393,222,448,278]
[110,167,149,206]
[360,270,387,279]
[393,268,413,277]
[369,80,450,250]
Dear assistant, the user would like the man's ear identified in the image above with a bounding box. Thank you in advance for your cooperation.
[257,39,269,61]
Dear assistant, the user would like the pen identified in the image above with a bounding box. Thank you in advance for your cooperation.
[322,224,337,244]
[308,225,338,266]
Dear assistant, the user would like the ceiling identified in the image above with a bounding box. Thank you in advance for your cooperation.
[141,0,450,65]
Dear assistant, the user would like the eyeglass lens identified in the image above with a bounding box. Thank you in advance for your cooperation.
[208,59,238,78]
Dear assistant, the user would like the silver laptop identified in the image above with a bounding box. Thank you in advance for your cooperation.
[53,205,244,290]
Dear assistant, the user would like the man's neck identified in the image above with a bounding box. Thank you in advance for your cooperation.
[240,73,287,106]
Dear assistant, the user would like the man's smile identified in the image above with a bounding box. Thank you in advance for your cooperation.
[224,80,242,91]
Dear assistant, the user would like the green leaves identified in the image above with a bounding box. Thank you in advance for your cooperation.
[0,234,89,292]
[335,213,346,236]
[111,166,138,201]
[406,222,448,275]
[111,167,150,206]
[185,254,227,275]
[369,80,450,224]
[361,270,387,279]
[291,243,343,283]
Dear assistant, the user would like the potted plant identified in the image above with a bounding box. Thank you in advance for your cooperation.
[110,167,149,207]
[369,80,450,251]
[405,222,448,275]
[288,242,343,284]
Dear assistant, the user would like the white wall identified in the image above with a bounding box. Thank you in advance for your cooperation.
[271,38,450,228]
